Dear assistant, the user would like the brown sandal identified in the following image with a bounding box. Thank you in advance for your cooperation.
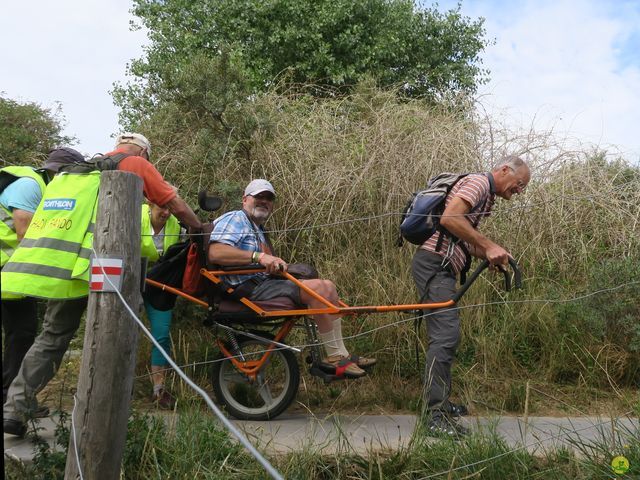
[349,354,377,368]
[322,355,366,378]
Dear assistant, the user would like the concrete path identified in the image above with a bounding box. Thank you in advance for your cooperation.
[4,414,638,462]
[4,416,61,463]
[235,414,638,455]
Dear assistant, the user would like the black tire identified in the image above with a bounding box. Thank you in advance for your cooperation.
[211,335,300,420]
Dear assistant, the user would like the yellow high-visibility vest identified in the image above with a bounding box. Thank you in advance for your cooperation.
[0,166,47,267]
[140,203,181,263]
[1,171,100,299]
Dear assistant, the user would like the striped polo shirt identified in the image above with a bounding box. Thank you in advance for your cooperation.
[420,174,495,273]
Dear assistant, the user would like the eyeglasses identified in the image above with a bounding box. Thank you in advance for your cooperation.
[252,193,275,201]
[507,166,527,192]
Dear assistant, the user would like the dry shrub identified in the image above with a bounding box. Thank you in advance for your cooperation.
[145,86,639,411]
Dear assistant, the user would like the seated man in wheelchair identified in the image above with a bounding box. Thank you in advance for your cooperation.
[207,179,376,379]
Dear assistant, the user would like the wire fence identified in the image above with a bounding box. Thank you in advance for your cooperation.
[60,183,639,478]
[133,278,640,379]
[71,253,285,480]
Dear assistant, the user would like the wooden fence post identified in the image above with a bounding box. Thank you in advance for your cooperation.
[65,171,143,479]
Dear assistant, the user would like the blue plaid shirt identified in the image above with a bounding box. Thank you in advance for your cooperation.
[209,210,268,286]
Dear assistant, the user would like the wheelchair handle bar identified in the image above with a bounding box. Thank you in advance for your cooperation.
[452,257,522,303]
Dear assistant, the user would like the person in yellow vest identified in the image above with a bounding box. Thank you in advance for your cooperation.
[2,134,206,437]
[1,148,84,411]
[140,201,183,409]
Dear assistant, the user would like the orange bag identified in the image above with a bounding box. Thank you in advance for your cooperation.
[182,241,206,296]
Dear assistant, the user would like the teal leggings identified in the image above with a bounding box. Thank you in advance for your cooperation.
[144,300,173,367]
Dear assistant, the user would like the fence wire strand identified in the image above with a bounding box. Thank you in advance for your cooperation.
[88,252,284,480]
[134,279,639,379]
[77,182,638,477]
[416,411,636,480]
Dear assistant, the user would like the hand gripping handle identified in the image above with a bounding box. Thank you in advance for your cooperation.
[452,257,522,303]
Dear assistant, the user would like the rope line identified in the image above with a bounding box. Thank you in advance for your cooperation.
[71,393,85,480]
[133,279,639,380]
[142,182,640,237]
[90,252,284,480]
[101,256,637,479]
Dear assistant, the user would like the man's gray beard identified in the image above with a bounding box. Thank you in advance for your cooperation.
[250,207,271,224]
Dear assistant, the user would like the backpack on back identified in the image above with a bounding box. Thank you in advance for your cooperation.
[0,171,22,194]
[397,173,469,247]
[59,152,129,174]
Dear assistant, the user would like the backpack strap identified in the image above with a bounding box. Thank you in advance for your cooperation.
[96,152,130,171]
[458,243,472,284]
[459,173,495,283]
[215,211,274,299]
[0,171,19,194]
[486,172,496,195]
[56,152,132,174]
[242,210,275,256]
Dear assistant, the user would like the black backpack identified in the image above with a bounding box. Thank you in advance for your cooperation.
[398,172,495,281]
[397,173,470,247]
[59,152,129,174]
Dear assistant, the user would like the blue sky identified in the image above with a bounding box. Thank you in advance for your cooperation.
[0,0,146,157]
[437,0,640,160]
[1,0,639,161]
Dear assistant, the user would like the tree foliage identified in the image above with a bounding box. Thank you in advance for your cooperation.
[0,95,74,167]
[115,0,490,125]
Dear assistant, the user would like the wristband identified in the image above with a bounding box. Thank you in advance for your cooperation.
[252,251,259,263]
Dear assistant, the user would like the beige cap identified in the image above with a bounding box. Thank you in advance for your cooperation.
[244,179,275,197]
[115,133,151,156]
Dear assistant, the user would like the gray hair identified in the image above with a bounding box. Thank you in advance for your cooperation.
[496,155,527,171]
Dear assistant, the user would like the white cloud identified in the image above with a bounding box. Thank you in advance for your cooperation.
[2,0,639,162]
[0,0,147,156]
[443,0,640,160]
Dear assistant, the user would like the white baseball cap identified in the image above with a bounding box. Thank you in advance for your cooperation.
[244,179,276,197]
[115,133,152,156]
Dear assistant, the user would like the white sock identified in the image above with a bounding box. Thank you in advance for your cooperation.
[331,318,350,357]
[318,329,343,358]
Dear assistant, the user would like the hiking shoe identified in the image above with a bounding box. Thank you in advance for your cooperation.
[323,355,366,378]
[152,388,176,410]
[425,415,469,439]
[3,419,27,437]
[447,402,469,418]
[349,354,377,368]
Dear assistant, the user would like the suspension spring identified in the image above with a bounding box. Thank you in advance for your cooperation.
[303,318,322,364]
[226,330,245,362]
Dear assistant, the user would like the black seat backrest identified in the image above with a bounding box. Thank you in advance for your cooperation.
[198,191,223,212]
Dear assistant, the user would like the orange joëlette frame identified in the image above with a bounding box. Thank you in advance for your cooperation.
[146,268,456,317]
[145,268,456,380]
[199,268,456,316]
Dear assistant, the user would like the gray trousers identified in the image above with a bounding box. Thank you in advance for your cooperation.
[2,297,39,403]
[3,297,87,422]
[411,249,460,418]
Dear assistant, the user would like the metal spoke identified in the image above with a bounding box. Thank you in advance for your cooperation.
[256,378,274,405]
